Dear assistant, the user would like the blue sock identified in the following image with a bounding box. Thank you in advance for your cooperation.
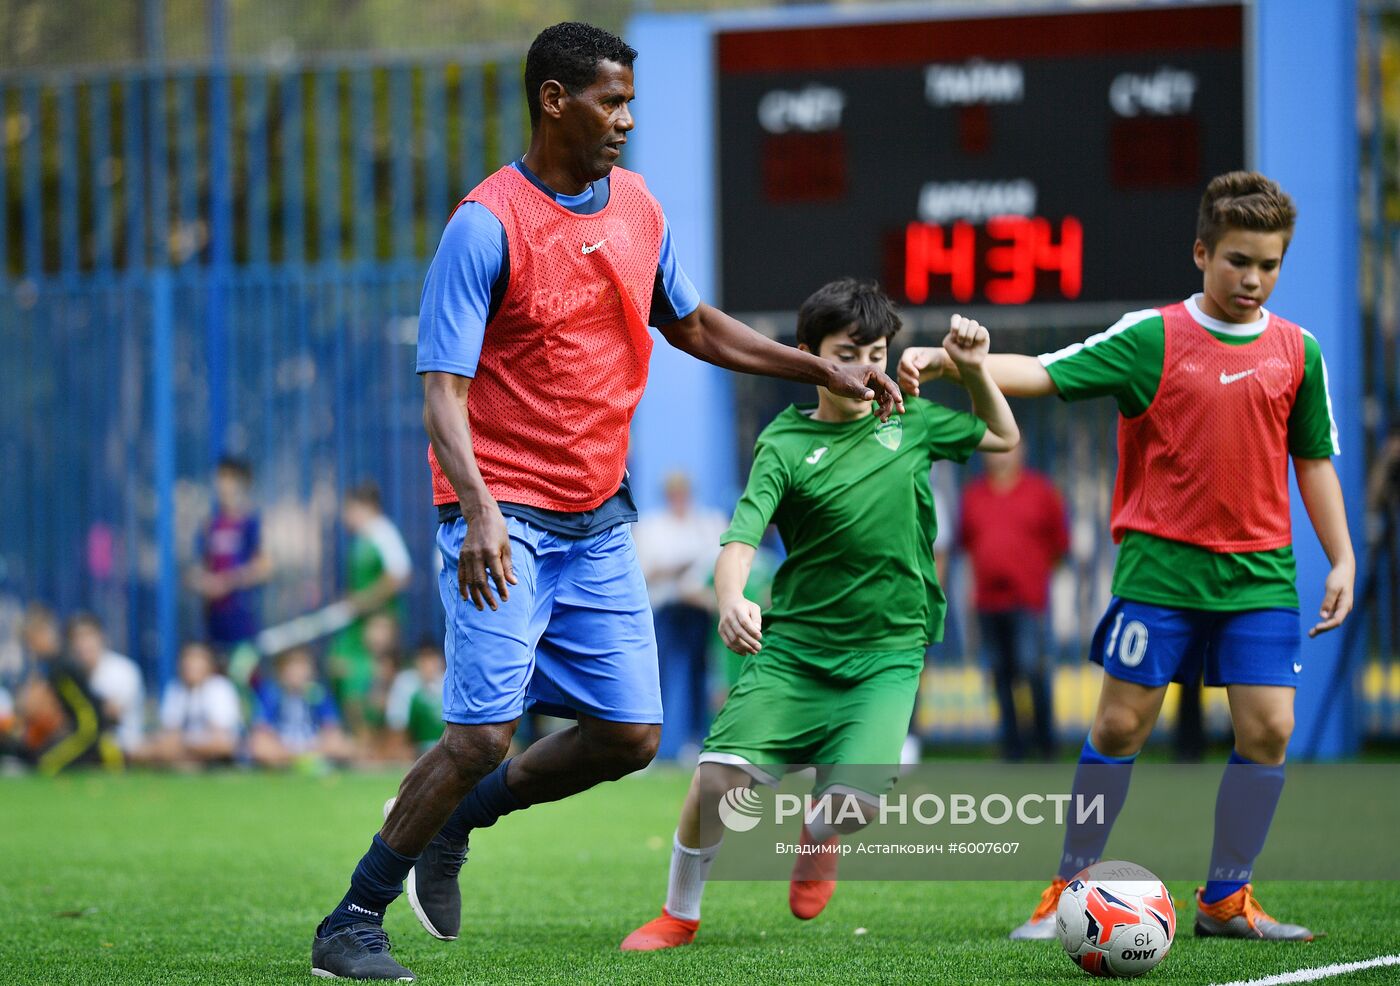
[437,757,524,846]
[320,835,418,934]
[1202,751,1285,904]
[1057,736,1137,880]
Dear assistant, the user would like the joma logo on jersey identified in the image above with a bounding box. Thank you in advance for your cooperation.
[529,282,608,321]
[874,418,903,451]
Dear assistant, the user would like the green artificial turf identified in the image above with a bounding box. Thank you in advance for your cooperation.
[2,768,1397,985]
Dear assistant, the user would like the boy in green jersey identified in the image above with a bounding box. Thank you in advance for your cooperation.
[900,172,1355,942]
[620,278,1019,951]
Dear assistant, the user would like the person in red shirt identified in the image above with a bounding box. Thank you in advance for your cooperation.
[958,443,1068,761]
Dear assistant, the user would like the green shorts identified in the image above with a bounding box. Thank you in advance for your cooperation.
[699,633,924,798]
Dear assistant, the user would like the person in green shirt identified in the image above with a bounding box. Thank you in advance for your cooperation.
[900,171,1355,943]
[620,278,1019,951]
[327,482,413,740]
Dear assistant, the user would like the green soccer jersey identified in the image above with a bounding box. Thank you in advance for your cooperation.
[722,397,986,654]
[1040,294,1339,611]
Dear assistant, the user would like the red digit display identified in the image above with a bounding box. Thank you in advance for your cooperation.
[903,216,1083,305]
[904,221,976,304]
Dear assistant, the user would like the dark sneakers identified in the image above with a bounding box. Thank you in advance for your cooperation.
[311,923,415,981]
[407,833,468,940]
[383,797,468,941]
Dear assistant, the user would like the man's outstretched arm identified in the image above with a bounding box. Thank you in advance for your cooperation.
[659,303,905,420]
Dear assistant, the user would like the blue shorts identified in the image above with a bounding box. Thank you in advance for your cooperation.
[436,516,662,725]
[1090,597,1302,689]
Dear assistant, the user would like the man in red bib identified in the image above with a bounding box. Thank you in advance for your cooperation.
[902,172,1354,945]
[311,22,903,981]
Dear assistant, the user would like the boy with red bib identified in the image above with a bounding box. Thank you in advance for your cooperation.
[901,171,1354,942]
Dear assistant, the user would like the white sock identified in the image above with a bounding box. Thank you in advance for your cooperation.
[804,797,840,843]
[665,832,720,921]
[805,816,839,843]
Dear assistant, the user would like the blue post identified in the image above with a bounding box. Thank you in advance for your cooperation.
[0,87,7,277]
[496,58,523,166]
[626,14,735,514]
[89,81,114,271]
[389,67,413,258]
[246,73,270,266]
[152,270,178,689]
[56,84,80,273]
[20,85,42,276]
[461,64,485,191]
[1256,1,1362,759]
[281,71,305,264]
[147,73,169,267]
[422,65,449,220]
[351,69,375,262]
[316,70,341,265]
[208,0,233,458]
[123,76,146,268]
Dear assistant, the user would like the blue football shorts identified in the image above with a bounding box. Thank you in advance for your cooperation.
[1090,597,1302,689]
[436,515,662,725]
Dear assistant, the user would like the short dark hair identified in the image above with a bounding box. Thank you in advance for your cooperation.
[66,612,104,636]
[795,278,903,352]
[216,456,253,485]
[1196,171,1297,254]
[347,481,382,511]
[524,22,637,126]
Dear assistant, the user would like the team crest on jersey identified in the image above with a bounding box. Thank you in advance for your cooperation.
[874,417,903,451]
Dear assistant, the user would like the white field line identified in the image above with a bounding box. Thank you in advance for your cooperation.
[1208,954,1400,986]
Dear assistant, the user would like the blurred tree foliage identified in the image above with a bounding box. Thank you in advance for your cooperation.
[1,0,895,69]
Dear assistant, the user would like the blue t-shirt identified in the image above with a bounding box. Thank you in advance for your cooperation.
[254,681,339,751]
[199,512,262,645]
[416,161,701,538]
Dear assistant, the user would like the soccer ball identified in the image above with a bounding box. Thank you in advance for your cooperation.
[1056,860,1176,977]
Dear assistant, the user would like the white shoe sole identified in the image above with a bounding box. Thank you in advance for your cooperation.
[311,970,413,982]
[383,796,458,942]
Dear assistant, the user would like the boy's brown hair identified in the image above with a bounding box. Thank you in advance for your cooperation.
[1196,171,1297,253]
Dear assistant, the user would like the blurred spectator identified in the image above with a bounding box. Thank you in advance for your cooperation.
[189,457,273,655]
[959,445,1069,762]
[633,472,728,762]
[361,612,403,735]
[327,482,411,738]
[385,639,447,756]
[248,648,353,769]
[8,606,119,774]
[66,613,145,755]
[134,642,241,767]
[20,603,62,670]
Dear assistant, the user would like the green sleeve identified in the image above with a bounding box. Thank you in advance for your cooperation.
[1039,310,1164,418]
[721,439,790,548]
[916,398,988,463]
[1288,332,1340,458]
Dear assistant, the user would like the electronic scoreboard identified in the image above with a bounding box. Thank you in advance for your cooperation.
[715,3,1246,315]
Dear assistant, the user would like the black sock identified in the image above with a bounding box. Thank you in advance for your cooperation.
[438,757,524,846]
[320,835,419,935]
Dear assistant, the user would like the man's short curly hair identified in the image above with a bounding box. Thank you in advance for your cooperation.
[524,22,637,125]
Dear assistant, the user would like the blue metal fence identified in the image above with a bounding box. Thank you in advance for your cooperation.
[1,52,527,687]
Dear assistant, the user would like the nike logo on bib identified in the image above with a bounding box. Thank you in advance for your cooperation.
[1219,369,1256,385]
[581,239,607,254]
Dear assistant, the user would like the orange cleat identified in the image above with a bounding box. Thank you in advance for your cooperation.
[619,909,700,951]
[1194,885,1315,940]
[1009,876,1069,940]
[789,824,840,920]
